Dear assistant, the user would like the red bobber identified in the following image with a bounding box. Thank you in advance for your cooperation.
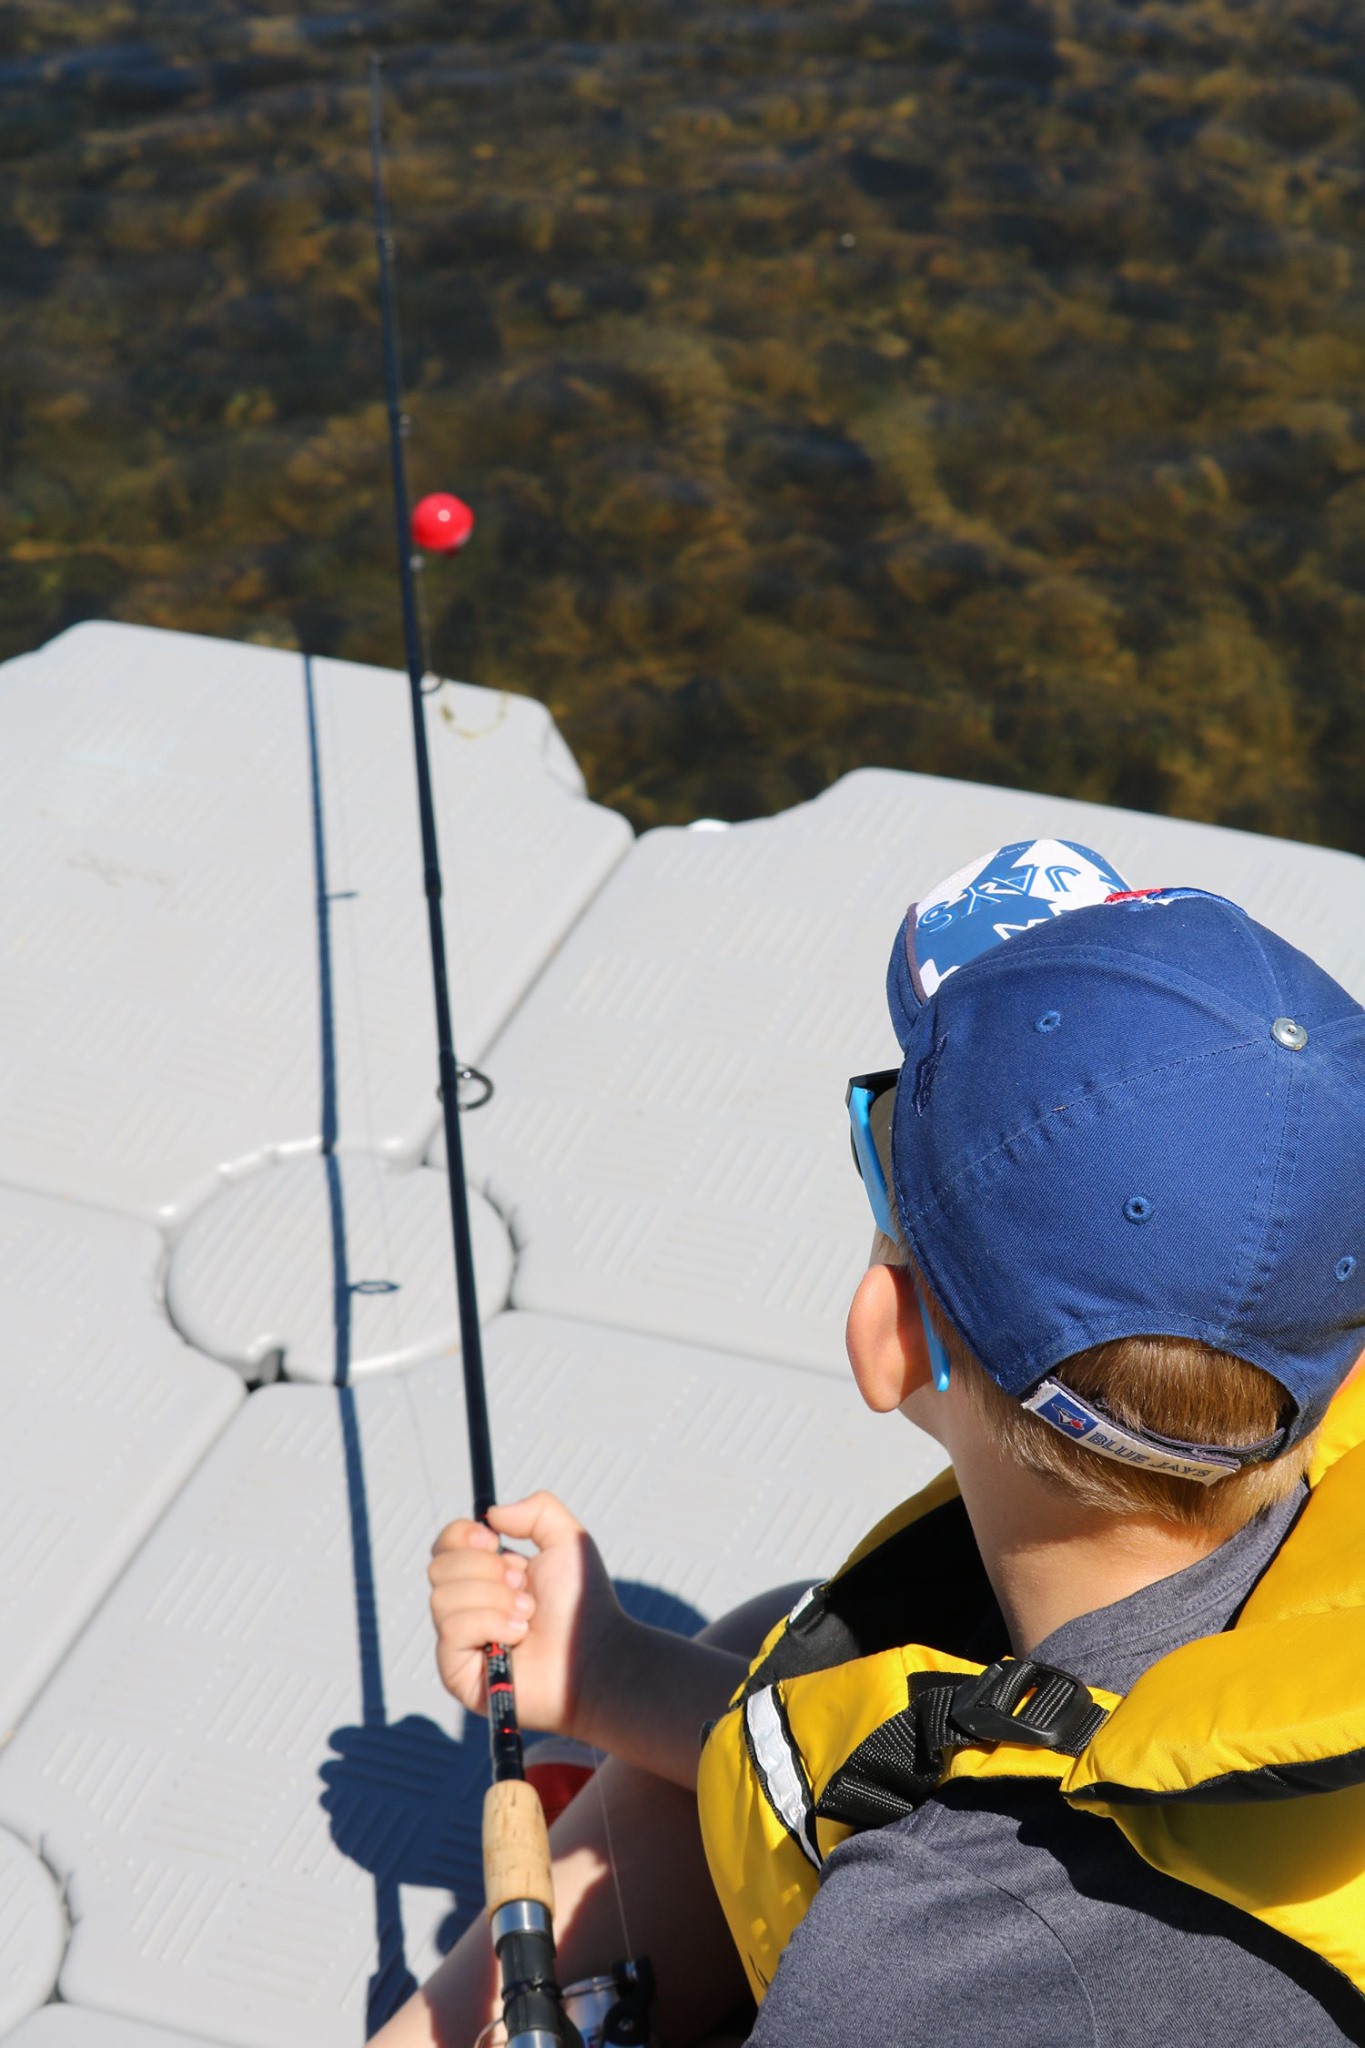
[411,492,475,554]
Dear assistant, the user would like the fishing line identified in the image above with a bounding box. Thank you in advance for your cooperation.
[367,175,479,1093]
[415,567,439,693]
[591,1745,636,1965]
[367,75,443,694]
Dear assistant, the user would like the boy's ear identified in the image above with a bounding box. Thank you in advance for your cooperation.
[846,1260,934,1414]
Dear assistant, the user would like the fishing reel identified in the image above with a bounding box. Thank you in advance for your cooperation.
[489,1930,653,2048]
[562,1956,655,2047]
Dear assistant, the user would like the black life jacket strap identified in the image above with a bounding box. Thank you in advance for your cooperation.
[816,1657,1111,1829]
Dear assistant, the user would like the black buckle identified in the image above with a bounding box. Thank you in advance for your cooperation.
[816,1660,1108,1831]
[949,1658,1105,1753]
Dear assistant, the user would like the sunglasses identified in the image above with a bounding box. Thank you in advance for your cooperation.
[846,1068,952,1393]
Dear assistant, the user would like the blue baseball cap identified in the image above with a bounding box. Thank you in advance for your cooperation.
[886,842,1365,1472]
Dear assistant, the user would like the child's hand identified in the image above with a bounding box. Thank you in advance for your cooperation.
[428,1492,626,1742]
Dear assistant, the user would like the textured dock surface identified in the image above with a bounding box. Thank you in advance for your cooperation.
[0,1185,241,1737]
[0,622,630,1224]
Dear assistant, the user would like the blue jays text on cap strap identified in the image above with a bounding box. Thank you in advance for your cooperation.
[1022,1380,1288,1487]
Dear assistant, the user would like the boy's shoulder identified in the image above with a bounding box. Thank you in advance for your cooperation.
[748,1779,1365,2048]
[747,1494,1362,2048]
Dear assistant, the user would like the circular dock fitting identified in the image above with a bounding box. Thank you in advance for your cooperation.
[0,1826,66,2032]
[167,1154,513,1383]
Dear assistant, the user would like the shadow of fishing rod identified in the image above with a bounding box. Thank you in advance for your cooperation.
[304,650,419,2031]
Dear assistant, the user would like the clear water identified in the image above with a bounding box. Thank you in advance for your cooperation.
[2,1,1362,846]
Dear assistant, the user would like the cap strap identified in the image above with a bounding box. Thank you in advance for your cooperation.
[1022,1378,1286,1487]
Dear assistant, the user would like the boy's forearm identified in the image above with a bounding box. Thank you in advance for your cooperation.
[573,1617,747,1789]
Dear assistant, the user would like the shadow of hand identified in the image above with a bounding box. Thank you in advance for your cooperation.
[320,1713,487,1893]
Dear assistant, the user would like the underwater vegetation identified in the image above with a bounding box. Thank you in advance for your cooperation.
[1,0,1363,847]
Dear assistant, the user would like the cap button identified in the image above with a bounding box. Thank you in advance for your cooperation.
[1271,1016,1309,1050]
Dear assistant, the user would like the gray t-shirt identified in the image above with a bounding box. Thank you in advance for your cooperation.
[747,1490,1365,2046]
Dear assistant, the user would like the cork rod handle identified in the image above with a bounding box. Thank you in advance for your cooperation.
[483,1779,555,1916]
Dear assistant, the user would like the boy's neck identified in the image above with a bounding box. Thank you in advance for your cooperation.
[952,1433,1231,1656]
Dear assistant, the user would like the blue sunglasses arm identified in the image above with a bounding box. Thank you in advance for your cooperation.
[918,1292,952,1395]
[848,1080,952,1394]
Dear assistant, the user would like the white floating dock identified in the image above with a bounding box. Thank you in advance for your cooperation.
[451,768,1365,1374]
[0,623,630,1226]
[0,1185,241,1738]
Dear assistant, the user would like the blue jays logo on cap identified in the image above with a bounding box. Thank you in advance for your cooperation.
[907,839,1129,1003]
[1035,1393,1092,1438]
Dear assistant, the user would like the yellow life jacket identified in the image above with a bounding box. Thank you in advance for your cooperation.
[697,1371,1365,2007]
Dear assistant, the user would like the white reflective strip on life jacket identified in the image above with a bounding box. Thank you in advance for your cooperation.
[745,1685,821,1868]
[786,1584,820,1626]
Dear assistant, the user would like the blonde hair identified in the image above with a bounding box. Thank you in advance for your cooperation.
[877,1233,1315,1533]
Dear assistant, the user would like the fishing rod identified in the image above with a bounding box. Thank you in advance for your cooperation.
[367,55,578,2048]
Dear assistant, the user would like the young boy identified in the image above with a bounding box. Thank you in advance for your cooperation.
[380,843,1365,2047]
